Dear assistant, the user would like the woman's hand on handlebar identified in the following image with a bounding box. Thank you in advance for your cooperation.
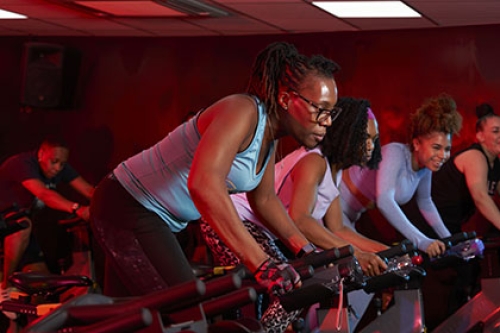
[254,258,301,296]
[425,240,447,257]
[354,250,388,277]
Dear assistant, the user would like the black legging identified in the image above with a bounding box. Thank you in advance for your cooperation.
[90,174,195,297]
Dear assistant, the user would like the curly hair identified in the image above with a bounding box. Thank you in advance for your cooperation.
[321,97,381,170]
[409,93,463,146]
[247,42,340,120]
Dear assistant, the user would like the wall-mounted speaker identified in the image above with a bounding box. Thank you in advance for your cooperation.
[20,42,81,109]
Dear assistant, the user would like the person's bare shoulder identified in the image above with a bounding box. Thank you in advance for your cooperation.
[455,149,487,173]
[199,94,257,128]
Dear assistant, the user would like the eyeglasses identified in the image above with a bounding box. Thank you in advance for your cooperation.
[291,91,342,124]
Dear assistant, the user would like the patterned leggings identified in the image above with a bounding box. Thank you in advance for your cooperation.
[199,220,302,333]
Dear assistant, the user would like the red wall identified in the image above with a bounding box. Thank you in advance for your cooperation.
[1,25,499,185]
[2,26,497,327]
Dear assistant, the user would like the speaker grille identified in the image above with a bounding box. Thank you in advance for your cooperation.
[20,43,80,109]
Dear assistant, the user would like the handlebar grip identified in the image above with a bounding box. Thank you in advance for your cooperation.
[377,240,416,261]
[441,232,477,248]
[202,287,257,318]
[66,308,152,333]
[202,273,242,299]
[337,245,355,258]
[296,265,314,280]
[291,245,354,270]
[67,278,206,323]
[291,248,337,269]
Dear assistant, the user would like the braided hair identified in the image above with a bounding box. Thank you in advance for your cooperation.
[409,93,463,148]
[321,97,380,170]
[247,42,340,119]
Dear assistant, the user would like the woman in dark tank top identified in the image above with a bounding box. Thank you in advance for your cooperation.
[431,103,500,234]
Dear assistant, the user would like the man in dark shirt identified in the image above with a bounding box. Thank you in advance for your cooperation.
[0,136,94,318]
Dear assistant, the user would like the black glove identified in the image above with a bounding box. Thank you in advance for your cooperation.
[254,258,300,296]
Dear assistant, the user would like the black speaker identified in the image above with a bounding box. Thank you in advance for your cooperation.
[20,42,81,109]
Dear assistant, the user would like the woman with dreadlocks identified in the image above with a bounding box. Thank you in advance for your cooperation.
[90,41,340,299]
[201,97,387,332]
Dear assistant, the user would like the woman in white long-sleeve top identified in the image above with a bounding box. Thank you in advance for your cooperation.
[340,94,463,256]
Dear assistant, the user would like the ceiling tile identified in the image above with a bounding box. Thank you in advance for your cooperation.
[193,16,283,34]
[0,0,498,37]
[345,17,437,31]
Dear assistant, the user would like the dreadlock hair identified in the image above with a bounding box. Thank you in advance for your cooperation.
[321,97,377,170]
[247,42,340,120]
[475,103,498,132]
[409,93,463,150]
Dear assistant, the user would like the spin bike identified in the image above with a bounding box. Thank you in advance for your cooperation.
[359,231,483,333]
[325,239,426,333]
[278,239,424,333]
[432,235,500,333]
[278,232,482,333]
[0,215,99,331]
[21,271,262,333]
[9,246,357,333]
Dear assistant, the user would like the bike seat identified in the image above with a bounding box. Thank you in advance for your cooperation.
[8,272,94,296]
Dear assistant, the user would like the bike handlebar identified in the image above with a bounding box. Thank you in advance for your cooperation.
[65,273,243,324]
[441,231,477,248]
[64,307,153,333]
[377,239,416,261]
[202,287,257,318]
[66,278,205,323]
[291,245,354,270]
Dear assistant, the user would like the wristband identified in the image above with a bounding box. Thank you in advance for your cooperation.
[71,203,81,215]
[296,243,317,258]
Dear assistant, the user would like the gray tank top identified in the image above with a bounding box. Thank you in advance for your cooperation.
[114,95,274,231]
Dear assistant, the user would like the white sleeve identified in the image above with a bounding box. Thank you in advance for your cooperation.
[415,171,451,238]
[376,145,435,251]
